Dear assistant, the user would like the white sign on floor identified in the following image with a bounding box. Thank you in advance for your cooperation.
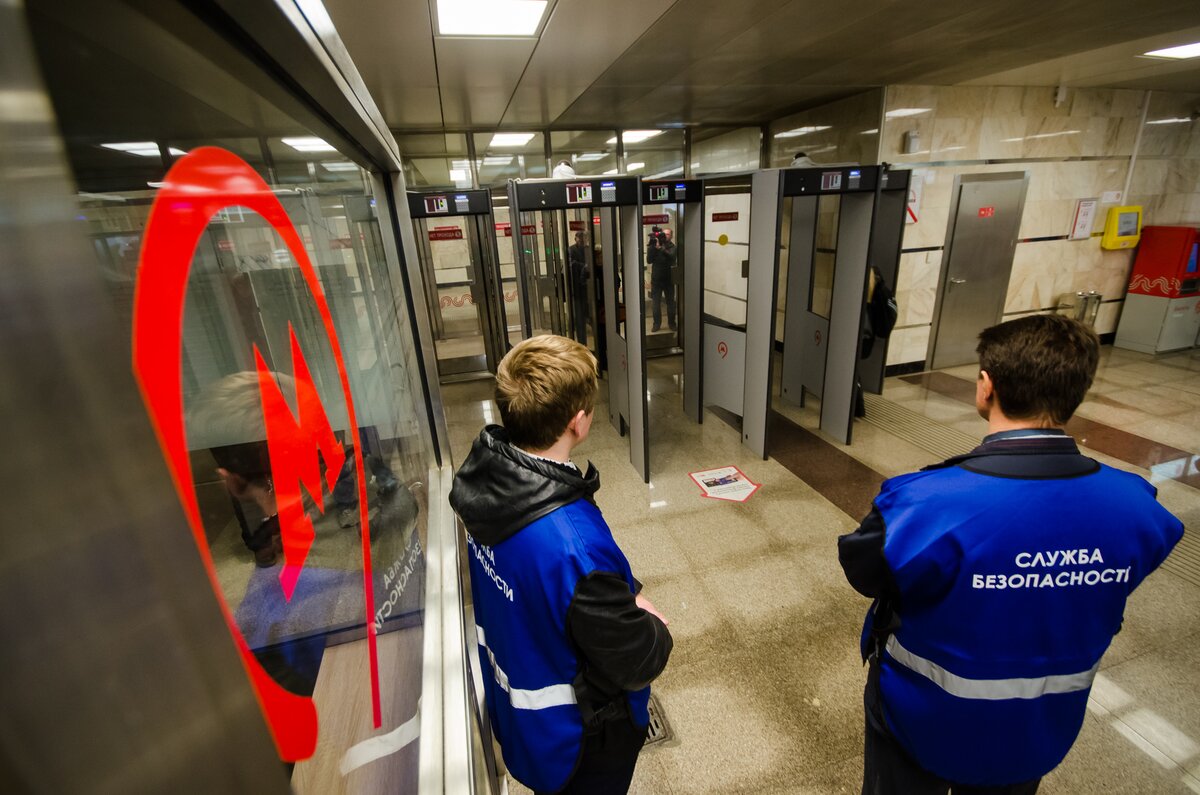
[689,466,760,503]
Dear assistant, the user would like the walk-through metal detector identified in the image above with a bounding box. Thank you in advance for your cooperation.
[408,189,509,380]
[743,165,909,453]
[640,179,704,425]
[508,177,651,482]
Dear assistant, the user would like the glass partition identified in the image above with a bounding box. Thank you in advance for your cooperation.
[622,129,685,179]
[28,2,435,790]
[397,132,472,190]
[551,130,618,176]
[473,131,547,185]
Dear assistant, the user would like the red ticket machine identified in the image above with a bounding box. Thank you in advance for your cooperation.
[1114,225,1200,353]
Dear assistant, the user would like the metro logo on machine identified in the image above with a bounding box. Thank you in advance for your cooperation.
[978,206,996,218]
[131,147,381,761]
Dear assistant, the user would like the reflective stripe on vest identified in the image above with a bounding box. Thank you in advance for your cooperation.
[477,626,577,710]
[886,635,1100,701]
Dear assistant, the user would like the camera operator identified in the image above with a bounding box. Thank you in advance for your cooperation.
[647,226,677,332]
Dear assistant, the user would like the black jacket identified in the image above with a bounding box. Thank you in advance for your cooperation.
[449,426,672,713]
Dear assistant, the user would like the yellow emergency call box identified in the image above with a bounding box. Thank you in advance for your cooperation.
[1101,205,1142,250]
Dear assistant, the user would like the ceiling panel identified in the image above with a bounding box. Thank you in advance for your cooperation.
[324,0,443,128]
[501,0,675,126]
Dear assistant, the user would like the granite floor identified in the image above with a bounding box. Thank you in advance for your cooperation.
[440,345,1200,795]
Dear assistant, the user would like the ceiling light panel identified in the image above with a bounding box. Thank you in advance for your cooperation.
[437,0,548,37]
[774,126,831,138]
[1143,42,1200,59]
[490,132,536,147]
[101,142,185,157]
[612,130,665,145]
[885,108,932,119]
[282,137,337,152]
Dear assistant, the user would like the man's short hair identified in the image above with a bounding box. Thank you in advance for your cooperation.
[496,335,598,450]
[976,314,1099,425]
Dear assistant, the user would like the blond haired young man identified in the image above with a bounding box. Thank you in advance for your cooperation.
[450,335,672,795]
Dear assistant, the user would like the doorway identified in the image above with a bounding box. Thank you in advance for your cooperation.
[928,172,1029,370]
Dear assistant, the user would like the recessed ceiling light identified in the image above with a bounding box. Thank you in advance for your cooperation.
[611,130,664,145]
[437,0,548,37]
[859,128,880,135]
[1146,117,1193,125]
[885,108,931,119]
[101,142,185,157]
[482,156,514,165]
[602,168,619,175]
[1143,42,1200,59]
[774,125,831,138]
[449,168,469,182]
[490,132,536,147]
[282,137,337,152]
[575,152,609,161]
[626,162,645,172]
[322,162,360,171]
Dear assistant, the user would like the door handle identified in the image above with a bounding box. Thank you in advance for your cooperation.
[949,277,967,285]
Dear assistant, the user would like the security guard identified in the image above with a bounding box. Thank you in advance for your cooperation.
[839,314,1183,794]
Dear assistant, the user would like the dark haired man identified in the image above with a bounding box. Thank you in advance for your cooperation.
[838,314,1183,794]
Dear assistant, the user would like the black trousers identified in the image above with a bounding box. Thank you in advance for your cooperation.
[862,709,1041,795]
[535,716,648,795]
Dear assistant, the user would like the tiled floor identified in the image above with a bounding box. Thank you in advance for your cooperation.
[441,345,1200,794]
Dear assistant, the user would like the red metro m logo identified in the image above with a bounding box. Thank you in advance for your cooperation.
[132,147,381,761]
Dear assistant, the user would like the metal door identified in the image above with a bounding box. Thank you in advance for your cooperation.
[929,173,1029,370]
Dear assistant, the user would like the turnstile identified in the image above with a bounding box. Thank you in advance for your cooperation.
[408,189,510,380]
[701,166,909,455]
[640,179,705,428]
[508,177,650,482]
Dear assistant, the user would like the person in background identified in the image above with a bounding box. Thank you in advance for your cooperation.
[838,314,1183,794]
[791,151,818,167]
[450,335,672,795]
[553,160,576,178]
[568,230,591,344]
[648,226,676,332]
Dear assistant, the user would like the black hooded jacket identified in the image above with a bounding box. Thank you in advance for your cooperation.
[450,425,672,713]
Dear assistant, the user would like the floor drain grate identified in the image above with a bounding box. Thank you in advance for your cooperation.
[644,694,673,746]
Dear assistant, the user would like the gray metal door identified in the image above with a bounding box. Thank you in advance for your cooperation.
[929,173,1028,370]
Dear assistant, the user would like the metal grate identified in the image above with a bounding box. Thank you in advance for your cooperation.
[861,392,977,462]
[1162,526,1200,589]
[644,694,673,747]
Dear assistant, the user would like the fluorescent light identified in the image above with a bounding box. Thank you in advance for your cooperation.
[146,181,166,188]
[774,125,831,138]
[490,132,536,147]
[647,167,683,179]
[885,108,931,119]
[1143,41,1200,59]
[322,162,360,171]
[602,168,619,175]
[482,156,514,165]
[860,128,879,135]
[437,0,547,37]
[626,162,645,172]
[575,152,609,161]
[1146,117,1193,125]
[610,130,664,145]
[1000,130,1080,143]
[101,142,185,157]
[282,136,336,152]
[449,168,468,181]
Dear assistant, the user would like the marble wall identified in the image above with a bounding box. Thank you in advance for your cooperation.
[873,85,1191,367]
[768,89,883,167]
[692,127,762,175]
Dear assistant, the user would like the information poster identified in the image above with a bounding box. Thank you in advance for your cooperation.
[689,466,760,503]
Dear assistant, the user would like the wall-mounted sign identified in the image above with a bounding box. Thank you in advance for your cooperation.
[712,212,739,222]
[821,172,842,191]
[978,206,995,218]
[643,214,669,225]
[569,220,586,231]
[429,227,464,241]
[424,195,449,214]
[1069,198,1098,240]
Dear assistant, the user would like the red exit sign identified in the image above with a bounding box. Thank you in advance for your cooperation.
[428,227,463,241]
[978,206,995,218]
[712,212,739,222]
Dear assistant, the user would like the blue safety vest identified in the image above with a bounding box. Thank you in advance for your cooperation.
[870,462,1183,786]
[466,498,651,793]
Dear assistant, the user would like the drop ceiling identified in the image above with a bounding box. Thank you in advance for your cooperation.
[324,0,1200,132]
